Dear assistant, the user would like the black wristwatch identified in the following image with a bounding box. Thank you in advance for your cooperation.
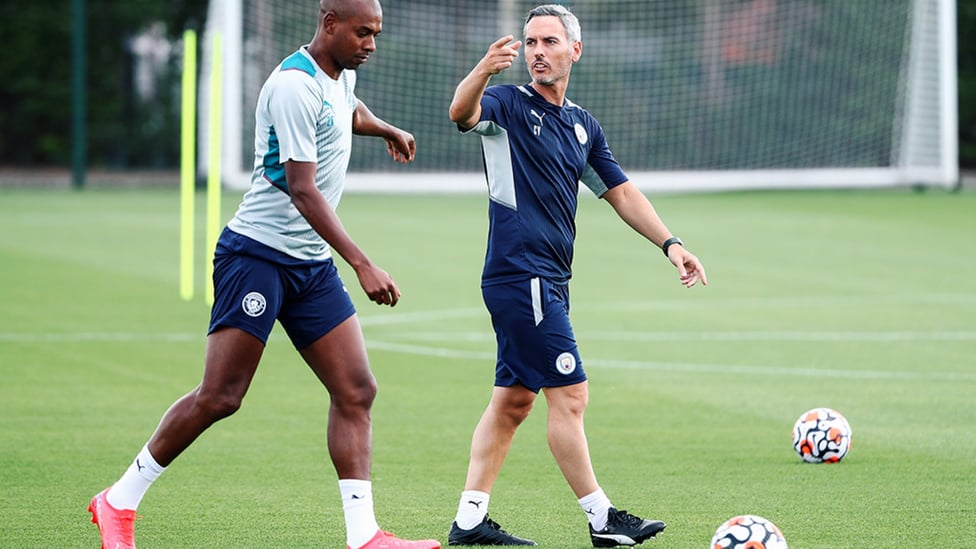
[661,236,683,257]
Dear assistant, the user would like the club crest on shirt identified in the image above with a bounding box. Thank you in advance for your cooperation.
[555,352,577,375]
[322,100,335,127]
[574,123,588,145]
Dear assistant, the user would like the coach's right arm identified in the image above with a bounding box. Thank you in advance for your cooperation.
[450,36,522,130]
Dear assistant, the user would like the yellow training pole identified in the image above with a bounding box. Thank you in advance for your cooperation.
[179,29,197,301]
[205,32,223,305]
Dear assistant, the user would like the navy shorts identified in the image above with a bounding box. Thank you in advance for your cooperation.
[208,228,356,349]
[482,277,586,393]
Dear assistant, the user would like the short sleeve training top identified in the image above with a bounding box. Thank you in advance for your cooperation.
[227,47,358,261]
[465,84,628,285]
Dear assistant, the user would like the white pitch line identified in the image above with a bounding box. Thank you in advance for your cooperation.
[587,331,976,342]
[583,357,976,382]
[3,293,972,343]
[0,332,200,343]
[374,330,976,343]
[574,294,976,312]
[352,294,976,327]
[366,340,495,361]
[2,331,971,382]
[358,307,485,326]
[7,330,973,344]
[362,340,976,383]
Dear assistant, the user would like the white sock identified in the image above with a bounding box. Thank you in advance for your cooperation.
[454,490,490,530]
[106,445,166,510]
[340,479,380,549]
[579,488,612,531]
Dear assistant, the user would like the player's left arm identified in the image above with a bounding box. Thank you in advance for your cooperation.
[602,181,708,288]
[352,99,416,163]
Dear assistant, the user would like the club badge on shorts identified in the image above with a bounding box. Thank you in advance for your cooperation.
[242,291,267,317]
[555,352,577,375]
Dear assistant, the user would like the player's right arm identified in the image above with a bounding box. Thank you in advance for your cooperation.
[285,160,400,307]
[268,72,399,307]
[449,35,522,130]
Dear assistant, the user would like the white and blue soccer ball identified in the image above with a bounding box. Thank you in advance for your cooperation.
[792,407,852,463]
[711,515,787,549]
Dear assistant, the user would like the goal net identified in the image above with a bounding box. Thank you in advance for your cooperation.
[201,0,958,192]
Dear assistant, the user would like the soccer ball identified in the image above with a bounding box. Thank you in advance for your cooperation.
[711,515,788,549]
[792,407,852,463]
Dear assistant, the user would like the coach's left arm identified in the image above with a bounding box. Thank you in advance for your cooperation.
[603,181,708,288]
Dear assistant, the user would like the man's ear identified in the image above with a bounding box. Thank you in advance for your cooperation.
[321,11,338,34]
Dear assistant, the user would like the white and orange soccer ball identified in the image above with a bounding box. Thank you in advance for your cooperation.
[791,407,852,463]
[711,515,787,549]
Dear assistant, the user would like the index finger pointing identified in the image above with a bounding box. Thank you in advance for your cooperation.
[491,35,516,49]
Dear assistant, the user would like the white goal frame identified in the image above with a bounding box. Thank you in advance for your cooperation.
[198,0,958,193]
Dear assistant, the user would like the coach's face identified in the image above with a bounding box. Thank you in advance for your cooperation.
[523,15,581,87]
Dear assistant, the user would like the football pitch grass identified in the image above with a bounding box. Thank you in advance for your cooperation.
[1,186,974,548]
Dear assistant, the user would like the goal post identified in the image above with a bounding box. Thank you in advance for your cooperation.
[201,0,958,192]
[197,0,245,190]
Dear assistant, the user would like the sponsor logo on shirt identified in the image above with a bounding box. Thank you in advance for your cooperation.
[530,109,546,136]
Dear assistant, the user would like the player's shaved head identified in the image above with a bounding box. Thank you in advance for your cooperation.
[310,0,383,76]
[320,0,382,19]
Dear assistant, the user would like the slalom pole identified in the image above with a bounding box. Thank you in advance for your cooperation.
[205,32,223,305]
[179,29,197,301]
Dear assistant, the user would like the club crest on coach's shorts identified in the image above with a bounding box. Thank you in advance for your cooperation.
[555,352,577,375]
[241,291,267,317]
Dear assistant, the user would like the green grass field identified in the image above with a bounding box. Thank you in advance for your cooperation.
[1,186,974,548]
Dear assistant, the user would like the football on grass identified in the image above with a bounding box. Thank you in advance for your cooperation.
[792,407,852,463]
[711,515,788,549]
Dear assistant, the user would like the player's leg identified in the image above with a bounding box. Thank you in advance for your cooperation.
[299,314,375,480]
[89,328,265,549]
[280,256,374,481]
[143,230,279,467]
[300,318,439,549]
[286,260,438,549]
[145,231,281,468]
[90,229,279,549]
[149,328,265,465]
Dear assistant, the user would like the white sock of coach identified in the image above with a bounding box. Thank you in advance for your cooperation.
[454,490,490,530]
[579,488,612,531]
